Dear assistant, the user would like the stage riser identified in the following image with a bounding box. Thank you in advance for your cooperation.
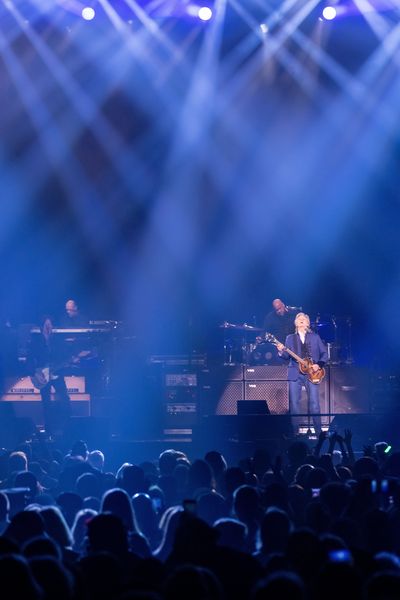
[0,399,90,427]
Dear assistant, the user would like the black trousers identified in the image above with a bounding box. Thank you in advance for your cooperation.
[40,375,71,433]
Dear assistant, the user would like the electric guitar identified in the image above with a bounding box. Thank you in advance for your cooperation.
[30,350,92,390]
[265,332,325,384]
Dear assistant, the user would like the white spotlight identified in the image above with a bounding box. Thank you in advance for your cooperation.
[260,23,269,34]
[198,6,213,21]
[82,7,96,21]
[322,6,337,20]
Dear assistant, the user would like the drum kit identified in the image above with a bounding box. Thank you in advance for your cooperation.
[219,321,276,366]
[311,314,354,365]
[219,314,354,366]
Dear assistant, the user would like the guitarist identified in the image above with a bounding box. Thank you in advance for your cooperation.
[276,312,328,436]
[28,316,71,436]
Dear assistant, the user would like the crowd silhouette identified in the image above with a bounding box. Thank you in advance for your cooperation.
[0,431,398,598]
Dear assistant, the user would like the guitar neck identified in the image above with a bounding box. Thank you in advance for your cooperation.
[284,346,307,366]
[266,332,308,366]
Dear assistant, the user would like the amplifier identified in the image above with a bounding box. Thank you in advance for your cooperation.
[166,403,197,414]
[165,388,197,403]
[164,403,197,427]
[244,379,330,424]
[244,381,288,414]
[165,373,197,387]
[5,376,86,395]
[216,381,244,415]
[66,376,86,394]
[1,393,90,402]
[149,355,207,366]
[244,366,287,381]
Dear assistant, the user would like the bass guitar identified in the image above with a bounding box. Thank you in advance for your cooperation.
[30,351,92,390]
[265,332,325,384]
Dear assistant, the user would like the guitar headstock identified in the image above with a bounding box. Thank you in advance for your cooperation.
[265,332,278,344]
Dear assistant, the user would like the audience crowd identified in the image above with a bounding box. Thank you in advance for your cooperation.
[0,429,399,599]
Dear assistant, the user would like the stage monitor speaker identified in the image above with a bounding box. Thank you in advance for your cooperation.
[215,381,244,415]
[237,400,270,415]
[330,367,370,414]
[244,381,288,414]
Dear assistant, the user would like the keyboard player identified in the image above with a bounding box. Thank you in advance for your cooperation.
[60,299,88,328]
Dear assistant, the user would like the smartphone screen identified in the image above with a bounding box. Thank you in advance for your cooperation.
[151,497,162,511]
[329,550,352,563]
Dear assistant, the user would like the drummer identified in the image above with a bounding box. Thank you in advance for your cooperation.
[262,299,295,342]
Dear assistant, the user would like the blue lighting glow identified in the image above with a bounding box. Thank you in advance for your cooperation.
[81,6,95,21]
[322,6,337,20]
[198,6,213,21]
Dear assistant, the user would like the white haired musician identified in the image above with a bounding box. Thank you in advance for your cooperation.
[276,313,328,436]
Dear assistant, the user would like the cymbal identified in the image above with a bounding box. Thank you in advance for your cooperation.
[219,322,263,332]
[239,324,263,332]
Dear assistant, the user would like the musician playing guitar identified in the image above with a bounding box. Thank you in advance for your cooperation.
[28,316,71,436]
[274,312,328,437]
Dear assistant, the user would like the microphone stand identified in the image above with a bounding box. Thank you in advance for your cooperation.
[346,317,354,364]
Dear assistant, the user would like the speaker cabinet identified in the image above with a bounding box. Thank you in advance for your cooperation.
[244,377,329,423]
[3,376,86,395]
[215,381,244,415]
[244,366,287,381]
[330,367,370,414]
[244,381,288,414]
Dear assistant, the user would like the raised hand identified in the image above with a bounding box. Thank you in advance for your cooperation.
[344,429,353,446]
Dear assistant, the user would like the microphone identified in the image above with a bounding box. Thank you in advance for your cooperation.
[286,305,303,312]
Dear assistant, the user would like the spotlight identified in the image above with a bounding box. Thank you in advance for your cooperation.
[81,6,96,20]
[198,6,213,21]
[260,23,269,34]
[322,6,337,20]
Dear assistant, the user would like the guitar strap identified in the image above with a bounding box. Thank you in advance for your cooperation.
[305,334,313,361]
